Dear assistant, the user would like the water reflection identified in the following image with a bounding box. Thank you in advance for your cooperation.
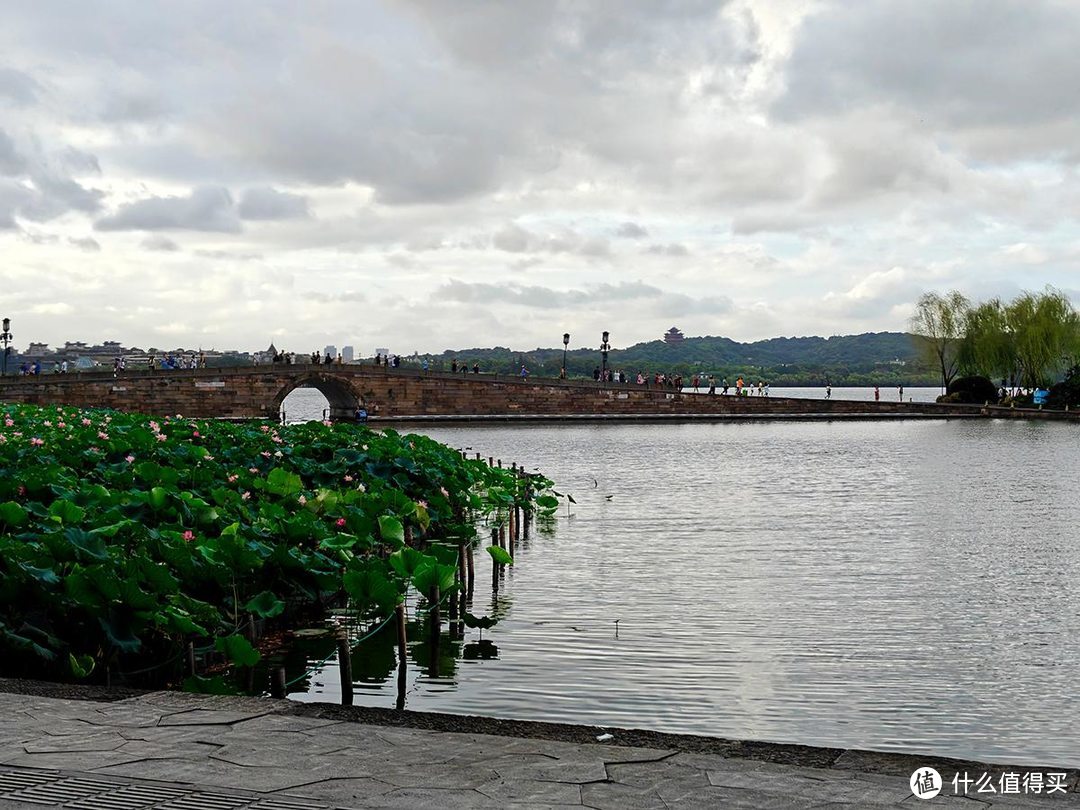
[278,388,1080,765]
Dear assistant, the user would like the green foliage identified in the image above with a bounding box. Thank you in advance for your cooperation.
[956,288,1080,389]
[0,404,555,684]
[911,290,970,389]
[487,546,514,566]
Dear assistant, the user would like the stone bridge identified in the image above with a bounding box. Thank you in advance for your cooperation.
[0,364,1072,422]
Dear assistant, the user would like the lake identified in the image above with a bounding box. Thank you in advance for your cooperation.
[279,386,1080,766]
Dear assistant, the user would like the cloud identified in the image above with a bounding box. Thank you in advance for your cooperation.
[68,236,101,252]
[776,1,1080,143]
[0,130,25,176]
[237,187,310,220]
[0,67,38,106]
[644,243,689,256]
[491,223,610,256]
[614,221,648,238]
[436,278,732,316]
[30,302,74,315]
[96,186,241,232]
[141,234,180,252]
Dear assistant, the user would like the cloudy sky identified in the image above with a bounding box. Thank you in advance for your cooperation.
[3,1,1079,354]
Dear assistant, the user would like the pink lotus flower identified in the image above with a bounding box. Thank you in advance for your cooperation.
[343,475,354,482]
[248,467,259,474]
[439,486,449,498]
[81,418,92,426]
[298,495,307,506]
[125,455,135,463]
[182,530,195,542]
[0,435,6,443]
[149,421,160,432]
[260,451,271,458]
[204,454,214,461]
[335,518,346,528]
[241,491,251,500]
[156,434,167,442]
[4,419,14,427]
[97,431,109,440]
[30,437,44,446]
[416,500,428,509]
[227,474,238,483]
[260,425,270,433]
[192,430,200,438]
[43,421,52,427]
[57,422,66,429]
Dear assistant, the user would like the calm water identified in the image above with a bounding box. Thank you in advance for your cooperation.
[279,387,1080,765]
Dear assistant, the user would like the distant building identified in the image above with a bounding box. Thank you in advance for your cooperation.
[323,345,337,359]
[663,327,685,345]
[341,345,354,362]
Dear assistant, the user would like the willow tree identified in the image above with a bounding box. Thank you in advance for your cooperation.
[910,291,970,390]
[1005,289,1080,388]
[957,288,1080,390]
[958,299,1013,385]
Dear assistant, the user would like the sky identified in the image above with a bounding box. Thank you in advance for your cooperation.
[2,0,1080,355]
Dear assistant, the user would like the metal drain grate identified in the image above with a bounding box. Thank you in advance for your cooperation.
[67,783,190,809]
[6,777,118,805]
[0,769,332,810]
[0,769,57,793]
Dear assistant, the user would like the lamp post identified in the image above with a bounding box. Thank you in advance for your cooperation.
[600,330,610,382]
[561,333,570,379]
[0,318,11,377]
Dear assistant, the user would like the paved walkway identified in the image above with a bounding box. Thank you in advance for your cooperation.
[0,689,1077,808]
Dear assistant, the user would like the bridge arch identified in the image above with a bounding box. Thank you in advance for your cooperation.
[273,373,361,422]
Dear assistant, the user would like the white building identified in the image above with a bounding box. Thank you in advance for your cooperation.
[323,345,337,359]
[342,345,354,362]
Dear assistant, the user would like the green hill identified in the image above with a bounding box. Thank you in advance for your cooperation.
[414,332,933,386]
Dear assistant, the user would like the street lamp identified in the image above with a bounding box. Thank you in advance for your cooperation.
[0,318,11,377]
[561,333,570,379]
[600,330,610,382]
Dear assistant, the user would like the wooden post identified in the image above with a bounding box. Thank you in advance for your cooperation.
[466,544,475,596]
[337,635,353,706]
[448,558,460,628]
[270,666,286,699]
[491,527,500,593]
[186,641,196,677]
[488,456,493,466]
[428,585,441,678]
[475,452,481,460]
[395,603,407,711]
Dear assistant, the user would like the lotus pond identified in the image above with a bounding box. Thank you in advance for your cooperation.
[0,404,550,690]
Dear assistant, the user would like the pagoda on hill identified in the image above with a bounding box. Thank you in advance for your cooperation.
[663,326,685,345]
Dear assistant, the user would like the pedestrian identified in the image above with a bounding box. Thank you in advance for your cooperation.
[451,359,458,373]
[473,362,479,374]
[826,385,832,399]
[898,384,904,401]
[874,385,880,402]
[520,364,529,379]
[707,375,716,394]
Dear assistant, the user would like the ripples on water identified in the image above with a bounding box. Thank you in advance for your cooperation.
[280,387,1080,765]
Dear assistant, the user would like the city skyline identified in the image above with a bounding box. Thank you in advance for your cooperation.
[3,2,1079,352]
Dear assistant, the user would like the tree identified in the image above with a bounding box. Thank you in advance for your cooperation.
[956,287,1080,391]
[910,291,969,390]
[1005,288,1080,388]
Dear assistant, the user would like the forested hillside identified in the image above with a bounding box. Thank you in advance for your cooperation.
[413,332,934,386]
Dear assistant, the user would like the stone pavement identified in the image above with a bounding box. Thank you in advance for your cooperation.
[0,688,1077,809]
